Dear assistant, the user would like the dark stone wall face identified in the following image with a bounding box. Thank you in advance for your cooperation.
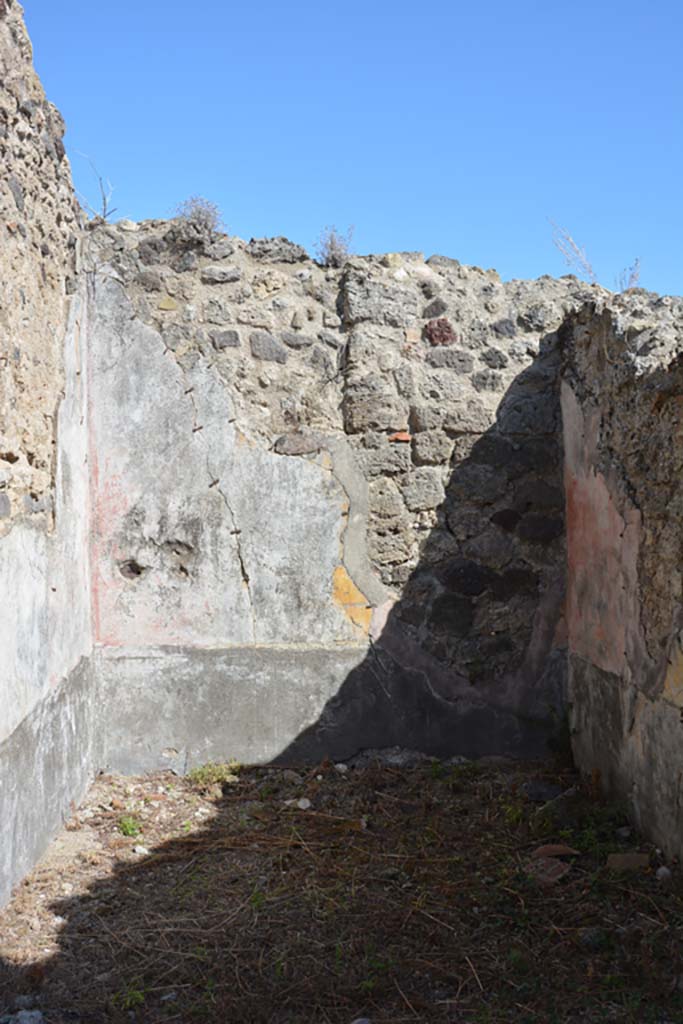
[335,258,579,737]
[396,347,565,690]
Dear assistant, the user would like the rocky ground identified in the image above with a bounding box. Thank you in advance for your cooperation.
[0,753,681,1024]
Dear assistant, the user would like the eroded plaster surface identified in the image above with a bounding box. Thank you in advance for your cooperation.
[88,275,375,649]
[562,383,641,679]
[0,282,94,905]
[562,300,683,856]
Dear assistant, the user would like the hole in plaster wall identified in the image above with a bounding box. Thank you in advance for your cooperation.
[163,540,194,557]
[119,559,149,580]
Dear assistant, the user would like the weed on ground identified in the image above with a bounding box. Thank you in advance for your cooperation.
[0,757,681,1023]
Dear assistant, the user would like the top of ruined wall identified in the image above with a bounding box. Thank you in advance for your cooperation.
[0,0,80,532]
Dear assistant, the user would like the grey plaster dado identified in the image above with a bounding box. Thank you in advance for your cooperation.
[0,659,98,908]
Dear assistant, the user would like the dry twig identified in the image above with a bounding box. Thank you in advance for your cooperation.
[550,220,597,283]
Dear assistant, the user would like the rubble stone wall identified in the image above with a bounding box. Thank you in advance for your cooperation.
[0,0,88,741]
[0,0,79,528]
[562,297,683,857]
[0,1,93,907]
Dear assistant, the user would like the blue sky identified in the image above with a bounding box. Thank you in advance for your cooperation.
[24,0,683,294]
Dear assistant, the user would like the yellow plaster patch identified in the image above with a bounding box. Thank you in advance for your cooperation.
[663,640,683,708]
[333,565,372,635]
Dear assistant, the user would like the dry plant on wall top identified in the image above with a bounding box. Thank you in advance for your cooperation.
[316,225,354,268]
[550,220,597,284]
[76,155,118,222]
[551,220,641,293]
[616,257,641,292]
[174,195,224,235]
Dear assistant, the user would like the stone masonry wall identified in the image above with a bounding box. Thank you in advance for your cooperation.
[0,0,80,529]
[0,0,88,742]
[84,219,604,762]
[562,294,683,857]
[0,1,94,907]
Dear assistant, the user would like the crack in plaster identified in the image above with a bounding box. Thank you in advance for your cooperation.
[211,465,257,643]
[187,370,258,643]
[158,336,258,642]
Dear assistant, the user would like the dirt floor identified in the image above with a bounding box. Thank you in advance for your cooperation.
[0,751,682,1024]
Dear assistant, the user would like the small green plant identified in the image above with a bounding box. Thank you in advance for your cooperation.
[202,978,218,1006]
[573,800,628,857]
[113,984,145,1010]
[508,947,531,974]
[187,759,240,790]
[357,945,392,994]
[250,886,266,911]
[315,224,354,268]
[503,801,525,827]
[118,815,141,837]
[174,195,223,235]
[366,954,391,973]
[447,761,480,785]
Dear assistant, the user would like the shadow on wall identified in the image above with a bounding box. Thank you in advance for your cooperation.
[93,325,569,768]
[0,334,570,1016]
[279,329,569,763]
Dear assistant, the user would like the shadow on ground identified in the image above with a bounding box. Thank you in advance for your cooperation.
[0,336,591,1022]
[1,758,683,1024]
